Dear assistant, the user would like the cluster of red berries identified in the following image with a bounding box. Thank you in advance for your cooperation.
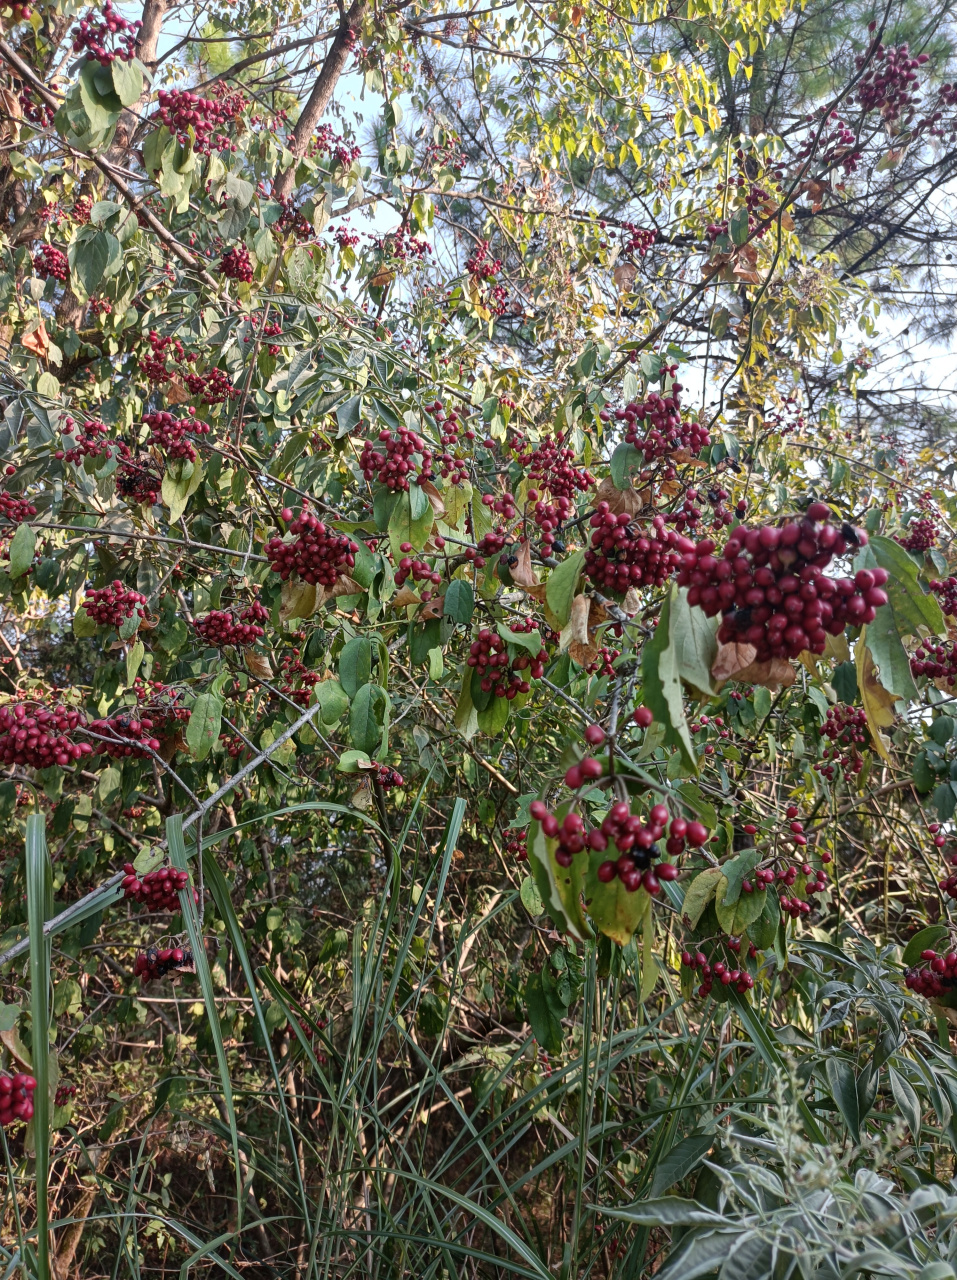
[517,435,595,543]
[117,455,162,506]
[0,1073,36,1127]
[71,1,139,63]
[143,409,211,463]
[394,554,441,590]
[797,107,862,175]
[55,1082,77,1107]
[194,600,269,647]
[585,507,687,593]
[464,241,508,313]
[57,417,113,466]
[0,703,94,768]
[376,765,404,788]
[680,950,755,997]
[360,427,433,491]
[265,511,359,587]
[33,244,69,281]
[87,712,162,758]
[154,86,246,154]
[779,864,829,916]
[134,945,193,985]
[88,296,112,316]
[604,376,710,461]
[814,704,869,780]
[937,849,957,901]
[219,244,254,282]
[506,829,528,862]
[72,195,92,224]
[185,367,237,404]
[622,224,656,256]
[467,626,546,699]
[912,639,957,686]
[378,228,432,262]
[929,577,957,616]
[82,580,148,629]
[897,516,939,553]
[313,123,361,168]
[905,946,957,999]
[0,491,37,523]
[679,509,889,661]
[420,399,471,485]
[856,39,929,126]
[139,330,189,382]
[121,861,193,912]
[278,649,321,706]
[261,320,282,355]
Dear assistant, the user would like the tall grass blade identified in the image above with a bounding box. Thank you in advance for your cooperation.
[25,811,52,1280]
[166,815,244,1220]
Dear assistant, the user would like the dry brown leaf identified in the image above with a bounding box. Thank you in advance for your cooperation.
[702,252,732,281]
[245,650,272,680]
[510,539,540,590]
[280,578,318,621]
[735,655,797,691]
[371,268,394,288]
[0,87,21,145]
[857,642,897,764]
[522,581,548,605]
[166,375,190,404]
[561,593,600,667]
[595,475,641,516]
[621,587,641,616]
[711,641,758,682]
[420,595,444,619]
[571,3,584,23]
[328,574,362,598]
[0,1026,31,1070]
[612,262,637,293]
[351,777,374,810]
[419,479,446,518]
[21,319,49,359]
[391,586,421,609]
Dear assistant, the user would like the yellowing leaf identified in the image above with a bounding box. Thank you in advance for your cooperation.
[856,634,897,764]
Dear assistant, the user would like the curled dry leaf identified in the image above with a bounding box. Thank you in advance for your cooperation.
[0,88,21,145]
[21,319,49,360]
[734,655,796,691]
[419,595,444,619]
[419,479,446,518]
[621,587,641,616]
[280,578,318,621]
[371,268,394,288]
[612,262,637,293]
[351,777,374,810]
[509,539,540,590]
[560,593,600,667]
[245,650,272,680]
[166,375,191,405]
[711,640,758,682]
[595,474,641,516]
[391,585,421,610]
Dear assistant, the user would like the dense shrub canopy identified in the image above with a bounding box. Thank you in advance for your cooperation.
[1,0,957,1273]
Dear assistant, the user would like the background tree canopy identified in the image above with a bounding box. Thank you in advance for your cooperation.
[1,0,957,1274]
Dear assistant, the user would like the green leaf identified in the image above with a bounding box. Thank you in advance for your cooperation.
[650,1133,714,1197]
[336,394,362,435]
[350,683,389,755]
[453,667,478,741]
[641,584,696,773]
[79,60,122,128]
[339,636,375,698]
[609,442,644,490]
[527,815,593,941]
[498,621,542,654]
[162,459,204,524]
[8,522,35,579]
[747,891,780,950]
[825,1056,860,1141]
[888,1065,921,1137]
[716,884,766,936]
[337,749,372,773]
[443,579,474,624]
[111,58,143,107]
[672,587,718,695]
[0,1002,18,1032]
[856,535,946,700]
[186,692,223,761]
[832,661,858,703]
[585,855,651,946]
[715,848,760,910]
[68,229,120,301]
[388,487,434,557]
[126,639,144,686]
[545,550,585,628]
[681,867,723,928]
[901,925,950,967]
[476,693,510,736]
[729,207,750,245]
[314,678,350,725]
[520,874,543,916]
[525,971,563,1054]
